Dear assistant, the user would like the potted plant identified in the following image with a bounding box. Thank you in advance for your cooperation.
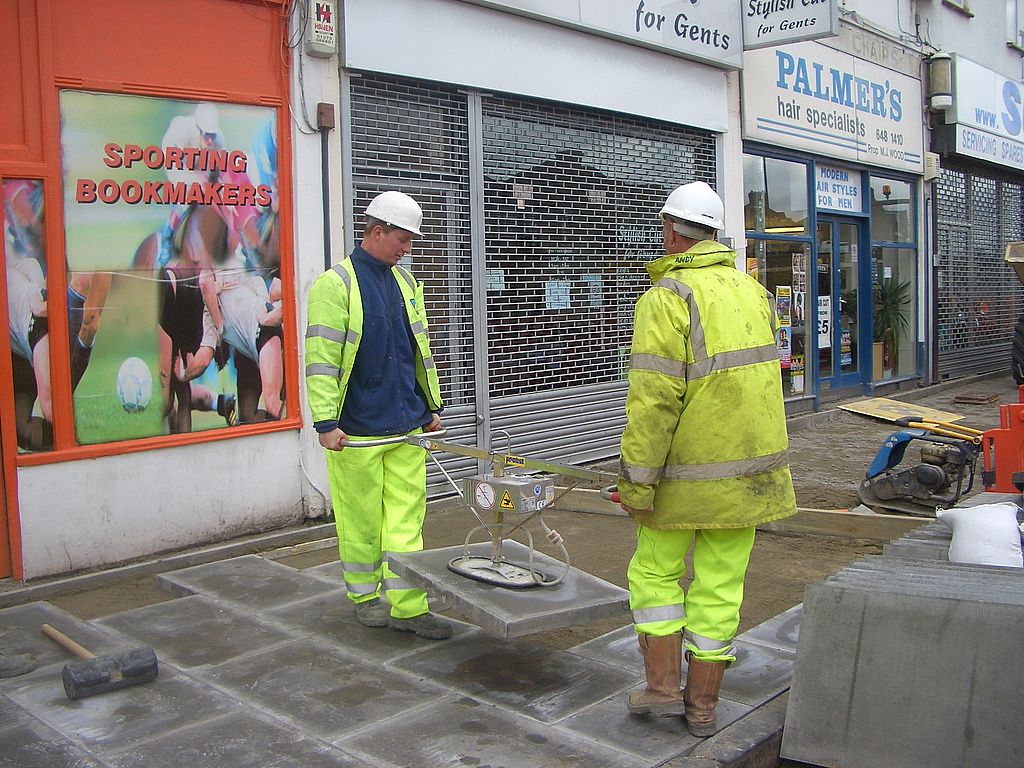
[872,276,911,377]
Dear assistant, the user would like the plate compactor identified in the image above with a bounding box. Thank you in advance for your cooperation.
[858,418,983,517]
[345,430,619,589]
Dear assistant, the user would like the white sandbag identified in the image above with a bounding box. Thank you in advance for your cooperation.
[936,503,1024,568]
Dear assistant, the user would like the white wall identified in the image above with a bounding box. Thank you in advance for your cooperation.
[918,0,1024,78]
[17,432,304,579]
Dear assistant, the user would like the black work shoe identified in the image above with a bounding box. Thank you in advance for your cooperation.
[0,653,36,679]
[353,598,388,628]
[388,613,453,640]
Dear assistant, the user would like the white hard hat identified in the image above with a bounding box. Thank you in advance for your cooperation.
[660,181,724,232]
[194,102,222,136]
[365,191,423,237]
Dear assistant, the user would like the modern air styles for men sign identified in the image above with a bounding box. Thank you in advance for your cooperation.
[742,40,924,173]
[457,0,742,69]
[743,0,838,51]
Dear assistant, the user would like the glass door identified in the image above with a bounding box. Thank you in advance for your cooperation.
[816,218,864,389]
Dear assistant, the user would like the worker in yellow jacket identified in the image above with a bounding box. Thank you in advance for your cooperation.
[305,191,451,640]
[618,181,796,736]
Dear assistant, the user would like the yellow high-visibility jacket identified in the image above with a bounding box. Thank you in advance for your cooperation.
[618,240,796,529]
[304,258,443,425]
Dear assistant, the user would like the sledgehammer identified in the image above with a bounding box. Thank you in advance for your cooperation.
[40,624,159,700]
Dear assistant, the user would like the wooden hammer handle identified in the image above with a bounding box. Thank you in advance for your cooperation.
[41,624,96,660]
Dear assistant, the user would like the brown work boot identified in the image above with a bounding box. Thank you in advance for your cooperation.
[0,653,36,679]
[683,652,729,737]
[626,633,684,717]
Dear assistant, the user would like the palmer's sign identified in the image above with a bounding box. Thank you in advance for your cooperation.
[457,0,743,69]
[742,41,924,173]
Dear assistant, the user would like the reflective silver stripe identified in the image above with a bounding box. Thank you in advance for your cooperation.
[663,450,790,482]
[344,581,379,596]
[409,320,425,336]
[654,278,708,362]
[394,266,416,290]
[341,558,382,573]
[632,603,686,625]
[620,458,662,485]
[306,363,341,378]
[331,262,352,289]
[346,329,360,344]
[383,577,415,592]
[422,355,436,371]
[629,352,686,379]
[305,324,347,344]
[684,630,733,654]
[686,344,780,380]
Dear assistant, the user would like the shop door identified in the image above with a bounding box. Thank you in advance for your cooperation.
[815,218,866,391]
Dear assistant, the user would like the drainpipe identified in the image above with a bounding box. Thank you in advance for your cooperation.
[317,102,335,271]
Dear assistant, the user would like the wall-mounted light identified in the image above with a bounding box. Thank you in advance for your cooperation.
[928,51,953,110]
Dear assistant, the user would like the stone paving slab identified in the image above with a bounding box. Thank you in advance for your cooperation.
[737,604,803,654]
[2,662,240,753]
[202,638,448,741]
[0,601,130,673]
[783,572,1024,768]
[102,711,365,768]
[96,594,296,669]
[0,694,109,768]
[155,554,343,607]
[392,632,637,724]
[554,686,749,763]
[262,589,478,663]
[388,540,630,637]
[337,696,650,768]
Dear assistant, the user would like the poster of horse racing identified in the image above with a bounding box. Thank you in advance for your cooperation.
[59,91,282,445]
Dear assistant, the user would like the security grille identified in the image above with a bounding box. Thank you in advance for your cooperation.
[346,72,717,488]
[481,95,716,464]
[348,74,477,493]
[936,164,1024,379]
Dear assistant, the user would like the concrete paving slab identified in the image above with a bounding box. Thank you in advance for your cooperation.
[783,578,1024,768]
[202,638,447,740]
[724,641,796,707]
[301,559,346,586]
[737,604,802,654]
[555,688,750,763]
[262,590,478,663]
[155,555,343,607]
[388,540,630,637]
[392,632,637,723]
[0,694,109,768]
[2,663,239,753]
[103,711,365,768]
[566,624,638,671]
[338,696,649,768]
[96,594,295,669]
[0,602,129,673]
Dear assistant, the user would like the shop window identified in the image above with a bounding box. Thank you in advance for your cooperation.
[870,178,913,243]
[743,154,809,235]
[59,91,283,444]
[871,246,917,380]
[745,239,811,397]
[3,178,52,452]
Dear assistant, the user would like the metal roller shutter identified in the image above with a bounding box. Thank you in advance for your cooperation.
[936,164,1024,380]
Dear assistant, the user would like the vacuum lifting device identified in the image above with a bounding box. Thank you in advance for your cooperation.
[345,430,619,589]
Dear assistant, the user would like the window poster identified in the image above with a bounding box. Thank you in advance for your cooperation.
[840,328,853,366]
[60,91,282,444]
[777,326,792,368]
[3,179,52,452]
[790,354,804,393]
[776,286,792,327]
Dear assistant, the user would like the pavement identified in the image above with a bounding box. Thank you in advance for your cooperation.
[0,371,1016,768]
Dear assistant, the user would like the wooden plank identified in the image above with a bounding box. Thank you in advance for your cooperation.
[837,397,964,424]
[760,508,925,541]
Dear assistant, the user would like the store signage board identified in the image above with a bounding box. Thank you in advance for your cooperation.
[457,0,743,69]
[742,40,924,173]
[742,0,839,51]
[946,56,1024,171]
[815,163,862,212]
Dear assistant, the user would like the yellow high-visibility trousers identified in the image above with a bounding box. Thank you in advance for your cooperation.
[627,525,756,663]
[326,434,430,619]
